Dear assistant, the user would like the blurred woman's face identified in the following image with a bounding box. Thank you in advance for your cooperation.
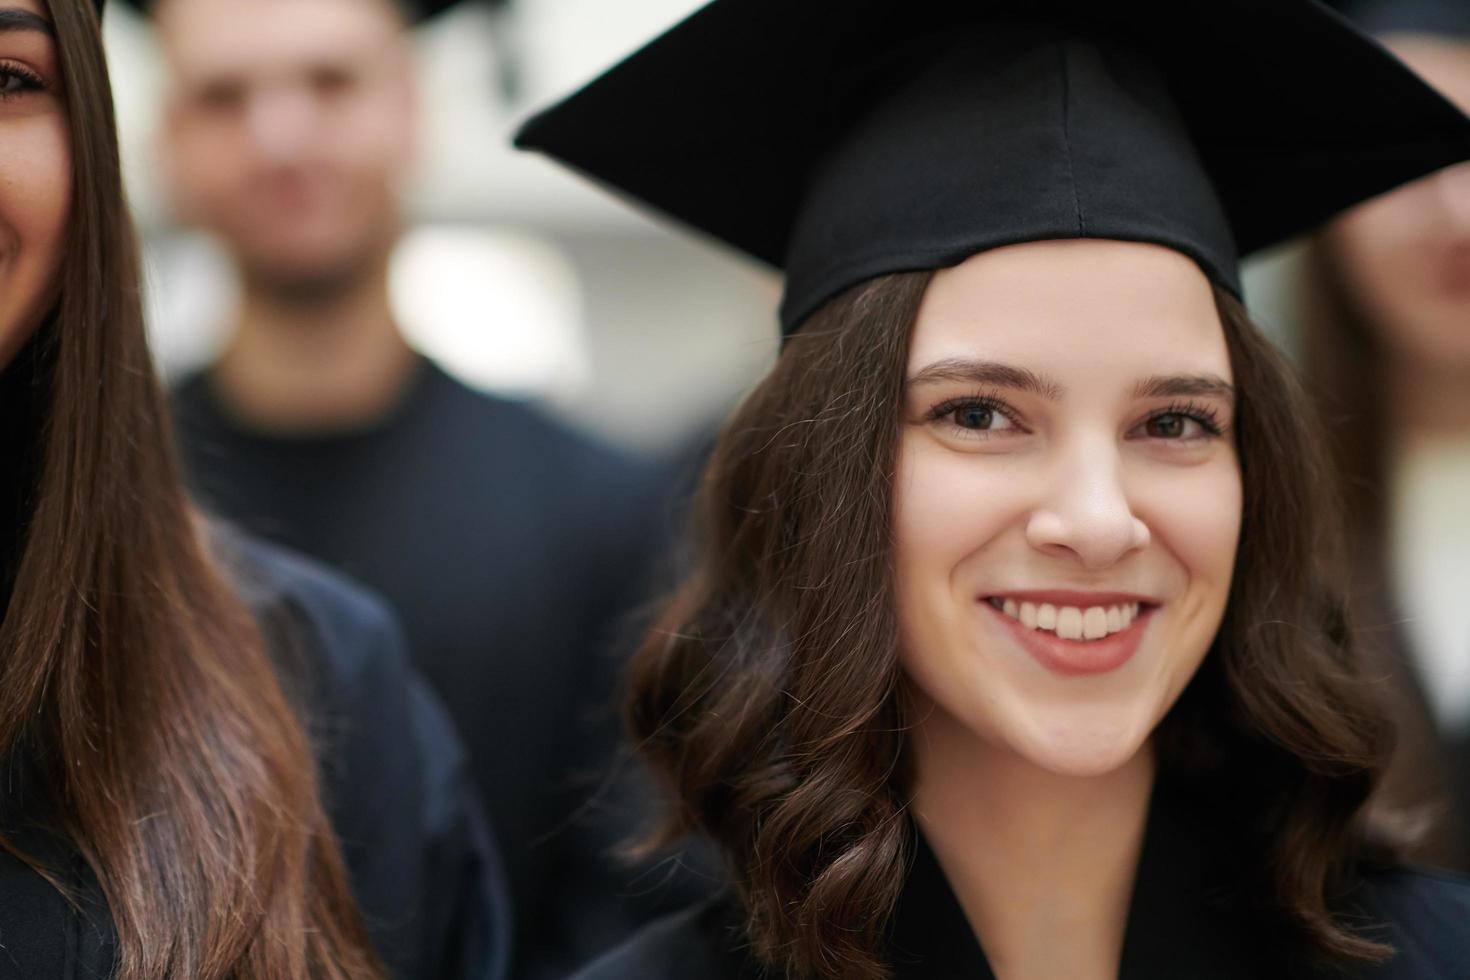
[894,240,1242,778]
[0,0,69,373]
[1329,37,1470,375]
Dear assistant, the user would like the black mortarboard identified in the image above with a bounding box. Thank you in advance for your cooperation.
[515,0,1470,336]
[1326,0,1470,38]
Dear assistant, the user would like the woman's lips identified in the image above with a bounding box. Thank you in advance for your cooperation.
[979,596,1156,676]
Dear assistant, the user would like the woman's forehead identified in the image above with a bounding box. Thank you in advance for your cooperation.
[908,240,1232,382]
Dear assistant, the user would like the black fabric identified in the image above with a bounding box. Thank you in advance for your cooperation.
[0,335,47,622]
[224,532,510,980]
[0,854,114,980]
[570,779,1470,979]
[0,752,117,980]
[515,0,1470,336]
[0,532,508,980]
[172,359,703,979]
[1326,0,1470,38]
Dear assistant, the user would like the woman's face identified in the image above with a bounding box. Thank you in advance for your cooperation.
[894,240,1242,778]
[0,0,68,373]
[1328,37,1470,374]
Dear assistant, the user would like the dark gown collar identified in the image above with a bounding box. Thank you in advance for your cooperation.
[888,775,1289,980]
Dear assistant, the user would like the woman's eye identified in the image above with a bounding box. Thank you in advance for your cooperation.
[1136,409,1220,442]
[931,398,1020,436]
[1147,413,1190,439]
[954,405,997,429]
[0,66,43,99]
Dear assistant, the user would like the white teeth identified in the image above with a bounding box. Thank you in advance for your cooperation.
[1056,607,1084,640]
[989,598,1144,641]
[1082,606,1108,640]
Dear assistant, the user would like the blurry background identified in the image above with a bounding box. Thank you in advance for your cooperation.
[103,0,1299,455]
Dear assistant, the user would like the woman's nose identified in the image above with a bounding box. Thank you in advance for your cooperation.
[1024,450,1150,570]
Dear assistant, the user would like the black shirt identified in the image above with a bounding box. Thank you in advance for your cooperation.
[172,359,687,976]
[0,532,510,980]
[570,779,1470,979]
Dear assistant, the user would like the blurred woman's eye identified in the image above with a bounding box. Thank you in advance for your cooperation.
[927,396,1025,438]
[0,63,45,101]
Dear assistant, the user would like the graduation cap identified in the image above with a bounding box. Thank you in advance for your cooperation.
[515,0,1470,336]
[1325,0,1470,37]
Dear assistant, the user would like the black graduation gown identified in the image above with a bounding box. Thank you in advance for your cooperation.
[172,357,706,978]
[568,780,1470,980]
[0,533,511,980]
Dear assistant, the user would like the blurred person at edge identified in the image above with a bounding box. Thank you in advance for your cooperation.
[138,0,696,973]
[1304,0,1470,870]
[0,0,506,978]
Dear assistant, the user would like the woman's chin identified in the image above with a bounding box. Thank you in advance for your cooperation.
[1011,717,1151,779]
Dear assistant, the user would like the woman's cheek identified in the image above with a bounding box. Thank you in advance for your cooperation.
[894,439,1023,583]
[0,111,71,368]
[1133,453,1242,595]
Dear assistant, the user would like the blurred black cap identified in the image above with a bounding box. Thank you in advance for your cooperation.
[516,0,1470,335]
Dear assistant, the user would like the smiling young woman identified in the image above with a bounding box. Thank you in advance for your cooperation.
[601,261,1399,980]
[515,0,1470,978]
[0,1,505,978]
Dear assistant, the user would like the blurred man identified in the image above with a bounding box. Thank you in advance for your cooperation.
[148,0,687,972]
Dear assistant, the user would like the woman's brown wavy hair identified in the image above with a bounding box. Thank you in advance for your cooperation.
[0,1,382,976]
[627,271,1398,979]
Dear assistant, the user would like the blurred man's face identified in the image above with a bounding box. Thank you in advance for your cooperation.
[158,0,417,294]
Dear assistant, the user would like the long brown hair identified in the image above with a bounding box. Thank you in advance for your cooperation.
[0,1,382,976]
[628,272,1396,979]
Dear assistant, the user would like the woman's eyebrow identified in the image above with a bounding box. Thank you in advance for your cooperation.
[1132,373,1236,403]
[0,9,53,36]
[905,358,1063,398]
[0,7,52,36]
